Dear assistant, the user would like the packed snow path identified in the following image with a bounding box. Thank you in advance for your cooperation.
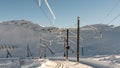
[36,60,92,68]
[22,59,93,68]
[1,57,120,68]
[55,61,63,68]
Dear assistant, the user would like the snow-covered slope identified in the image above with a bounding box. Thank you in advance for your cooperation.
[80,24,120,56]
[0,20,59,58]
[0,20,120,58]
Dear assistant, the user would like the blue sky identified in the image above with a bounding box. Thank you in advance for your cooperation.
[0,0,120,28]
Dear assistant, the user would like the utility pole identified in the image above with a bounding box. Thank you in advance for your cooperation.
[27,44,32,57]
[77,16,80,62]
[64,37,66,57]
[39,34,42,59]
[81,46,84,56]
[66,29,69,60]
[44,47,46,58]
[27,45,29,57]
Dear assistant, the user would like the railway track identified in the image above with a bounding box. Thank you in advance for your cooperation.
[55,61,64,68]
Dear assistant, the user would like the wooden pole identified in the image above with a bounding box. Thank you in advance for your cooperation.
[81,46,84,56]
[27,44,32,57]
[44,47,46,58]
[27,45,29,57]
[39,34,42,59]
[66,29,69,60]
[64,37,66,57]
[77,16,80,62]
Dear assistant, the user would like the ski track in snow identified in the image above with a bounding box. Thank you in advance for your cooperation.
[55,61,64,68]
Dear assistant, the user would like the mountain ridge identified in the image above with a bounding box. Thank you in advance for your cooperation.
[0,20,120,58]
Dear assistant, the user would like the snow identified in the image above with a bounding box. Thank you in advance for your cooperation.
[1,57,120,68]
[0,58,21,68]
[38,60,92,68]
[0,57,91,68]
[0,20,120,57]
[22,58,93,68]
[0,20,120,67]
[88,55,120,65]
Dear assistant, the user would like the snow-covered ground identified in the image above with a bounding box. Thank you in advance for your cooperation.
[37,59,92,68]
[0,58,93,68]
[1,56,120,68]
[88,55,120,65]
[0,58,20,68]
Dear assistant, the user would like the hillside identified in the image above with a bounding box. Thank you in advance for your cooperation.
[0,20,120,58]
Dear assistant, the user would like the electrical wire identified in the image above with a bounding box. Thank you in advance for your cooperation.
[35,0,53,26]
[44,0,56,20]
[100,0,120,24]
[106,0,120,17]
[107,13,120,24]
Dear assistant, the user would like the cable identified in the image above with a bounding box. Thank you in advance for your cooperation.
[107,13,120,24]
[44,0,56,20]
[100,0,120,24]
[107,0,120,16]
[35,0,53,26]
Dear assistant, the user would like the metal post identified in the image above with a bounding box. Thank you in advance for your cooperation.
[77,16,80,62]
[39,34,42,59]
[66,29,69,60]
[64,37,66,57]
[27,44,32,57]
[81,46,84,56]
[27,45,29,57]
[40,46,42,59]
[44,47,46,58]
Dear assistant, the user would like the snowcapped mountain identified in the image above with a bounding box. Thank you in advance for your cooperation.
[80,24,120,56]
[0,20,120,58]
[0,20,59,58]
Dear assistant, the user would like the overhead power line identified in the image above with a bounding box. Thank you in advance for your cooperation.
[35,0,56,26]
[100,0,120,24]
[44,0,56,20]
[106,0,120,17]
[35,0,53,26]
[107,13,120,24]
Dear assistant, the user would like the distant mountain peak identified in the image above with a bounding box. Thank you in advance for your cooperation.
[1,20,45,32]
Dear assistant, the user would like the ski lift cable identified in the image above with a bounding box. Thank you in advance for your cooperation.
[35,0,53,26]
